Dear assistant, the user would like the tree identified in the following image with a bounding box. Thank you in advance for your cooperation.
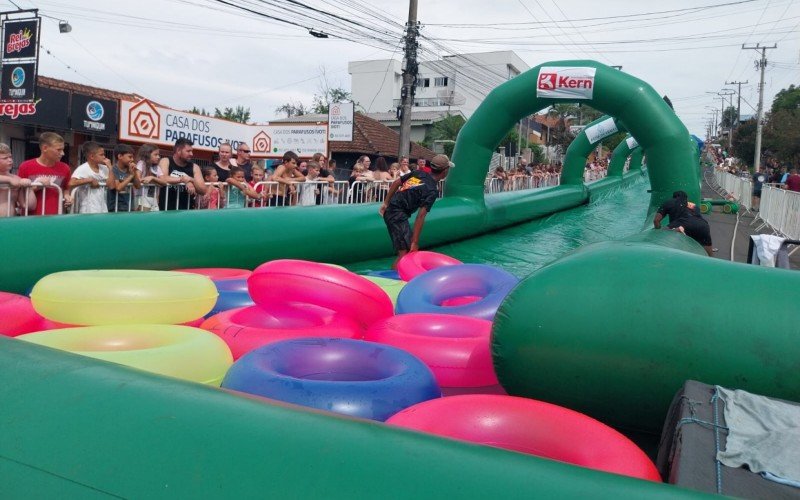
[421,114,466,154]
[529,143,546,164]
[312,87,354,114]
[275,101,308,118]
[771,84,800,113]
[214,106,251,124]
[763,109,800,166]
[720,106,738,129]
[731,118,757,166]
[188,106,210,116]
[545,103,579,154]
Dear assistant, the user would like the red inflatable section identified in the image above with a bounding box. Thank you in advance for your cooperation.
[397,251,462,281]
[387,395,661,482]
[174,268,252,281]
[201,303,361,359]
[0,291,49,337]
[364,314,497,388]
[248,260,393,330]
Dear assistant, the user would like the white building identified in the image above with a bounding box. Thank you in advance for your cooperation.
[349,51,529,119]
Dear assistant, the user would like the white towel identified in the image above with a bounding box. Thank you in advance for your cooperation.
[716,386,800,485]
[752,235,786,267]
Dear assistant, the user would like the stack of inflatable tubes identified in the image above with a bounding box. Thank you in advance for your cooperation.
[365,314,497,388]
[202,260,392,359]
[397,251,462,281]
[222,338,441,421]
[246,260,394,329]
[20,270,232,385]
[396,264,519,321]
[387,395,661,482]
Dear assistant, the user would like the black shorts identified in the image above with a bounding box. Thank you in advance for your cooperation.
[683,218,713,247]
[383,209,411,252]
[753,189,762,197]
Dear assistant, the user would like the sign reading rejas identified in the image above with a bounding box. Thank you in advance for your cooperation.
[536,66,596,100]
[119,99,328,158]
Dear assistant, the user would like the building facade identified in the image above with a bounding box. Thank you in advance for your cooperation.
[349,51,529,119]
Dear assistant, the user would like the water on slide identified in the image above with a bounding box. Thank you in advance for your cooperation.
[348,174,651,278]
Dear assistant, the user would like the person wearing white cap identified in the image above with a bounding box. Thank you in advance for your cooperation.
[379,154,454,268]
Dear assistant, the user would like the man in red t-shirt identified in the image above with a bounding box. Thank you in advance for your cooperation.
[784,169,800,192]
[17,132,72,215]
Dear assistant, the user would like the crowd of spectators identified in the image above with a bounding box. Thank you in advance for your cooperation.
[490,158,562,191]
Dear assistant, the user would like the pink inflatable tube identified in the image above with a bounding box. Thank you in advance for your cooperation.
[364,314,497,388]
[397,251,462,281]
[248,260,393,329]
[387,395,661,482]
[174,267,252,281]
[0,292,50,337]
[201,303,361,360]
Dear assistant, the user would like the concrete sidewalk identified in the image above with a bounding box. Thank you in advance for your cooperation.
[702,171,800,269]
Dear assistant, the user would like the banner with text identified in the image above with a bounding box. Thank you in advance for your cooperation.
[584,117,618,144]
[119,99,328,158]
[328,101,354,142]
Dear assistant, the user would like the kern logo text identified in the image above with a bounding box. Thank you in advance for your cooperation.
[536,67,596,100]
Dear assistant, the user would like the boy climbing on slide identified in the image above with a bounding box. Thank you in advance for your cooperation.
[379,154,454,268]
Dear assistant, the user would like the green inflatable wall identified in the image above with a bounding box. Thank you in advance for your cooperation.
[492,230,800,434]
[0,337,711,498]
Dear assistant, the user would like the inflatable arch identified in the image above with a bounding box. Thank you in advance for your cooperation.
[608,135,644,178]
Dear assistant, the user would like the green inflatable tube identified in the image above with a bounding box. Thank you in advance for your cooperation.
[609,135,641,177]
[492,230,800,434]
[0,337,711,498]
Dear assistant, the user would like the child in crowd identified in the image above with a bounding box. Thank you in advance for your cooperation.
[225,166,261,209]
[299,161,321,206]
[0,142,34,217]
[271,151,305,207]
[135,143,166,212]
[69,141,110,214]
[18,132,72,215]
[249,164,269,207]
[380,154,454,268]
[196,167,225,209]
[107,144,141,212]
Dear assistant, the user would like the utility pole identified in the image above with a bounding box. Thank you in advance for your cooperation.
[725,80,747,147]
[718,90,735,149]
[743,43,776,172]
[397,0,419,160]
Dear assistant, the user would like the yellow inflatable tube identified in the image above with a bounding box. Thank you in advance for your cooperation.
[17,325,233,385]
[31,270,218,325]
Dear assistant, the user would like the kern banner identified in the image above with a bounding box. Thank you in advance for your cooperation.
[119,99,328,158]
[536,66,596,100]
[584,117,618,144]
[328,101,354,142]
[2,18,39,60]
[626,137,639,150]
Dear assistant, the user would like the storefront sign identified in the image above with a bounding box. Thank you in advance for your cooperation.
[328,101,354,141]
[2,19,39,59]
[0,86,69,128]
[1,62,35,100]
[119,99,328,158]
[71,93,116,135]
[0,17,40,102]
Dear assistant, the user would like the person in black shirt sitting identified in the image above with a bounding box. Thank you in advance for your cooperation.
[379,154,454,268]
[654,190,713,256]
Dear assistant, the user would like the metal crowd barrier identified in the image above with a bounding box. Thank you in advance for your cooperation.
[70,182,140,214]
[713,169,753,212]
[584,169,608,183]
[755,184,800,240]
[0,182,64,216]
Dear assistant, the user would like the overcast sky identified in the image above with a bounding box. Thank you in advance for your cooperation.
[9,0,800,137]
